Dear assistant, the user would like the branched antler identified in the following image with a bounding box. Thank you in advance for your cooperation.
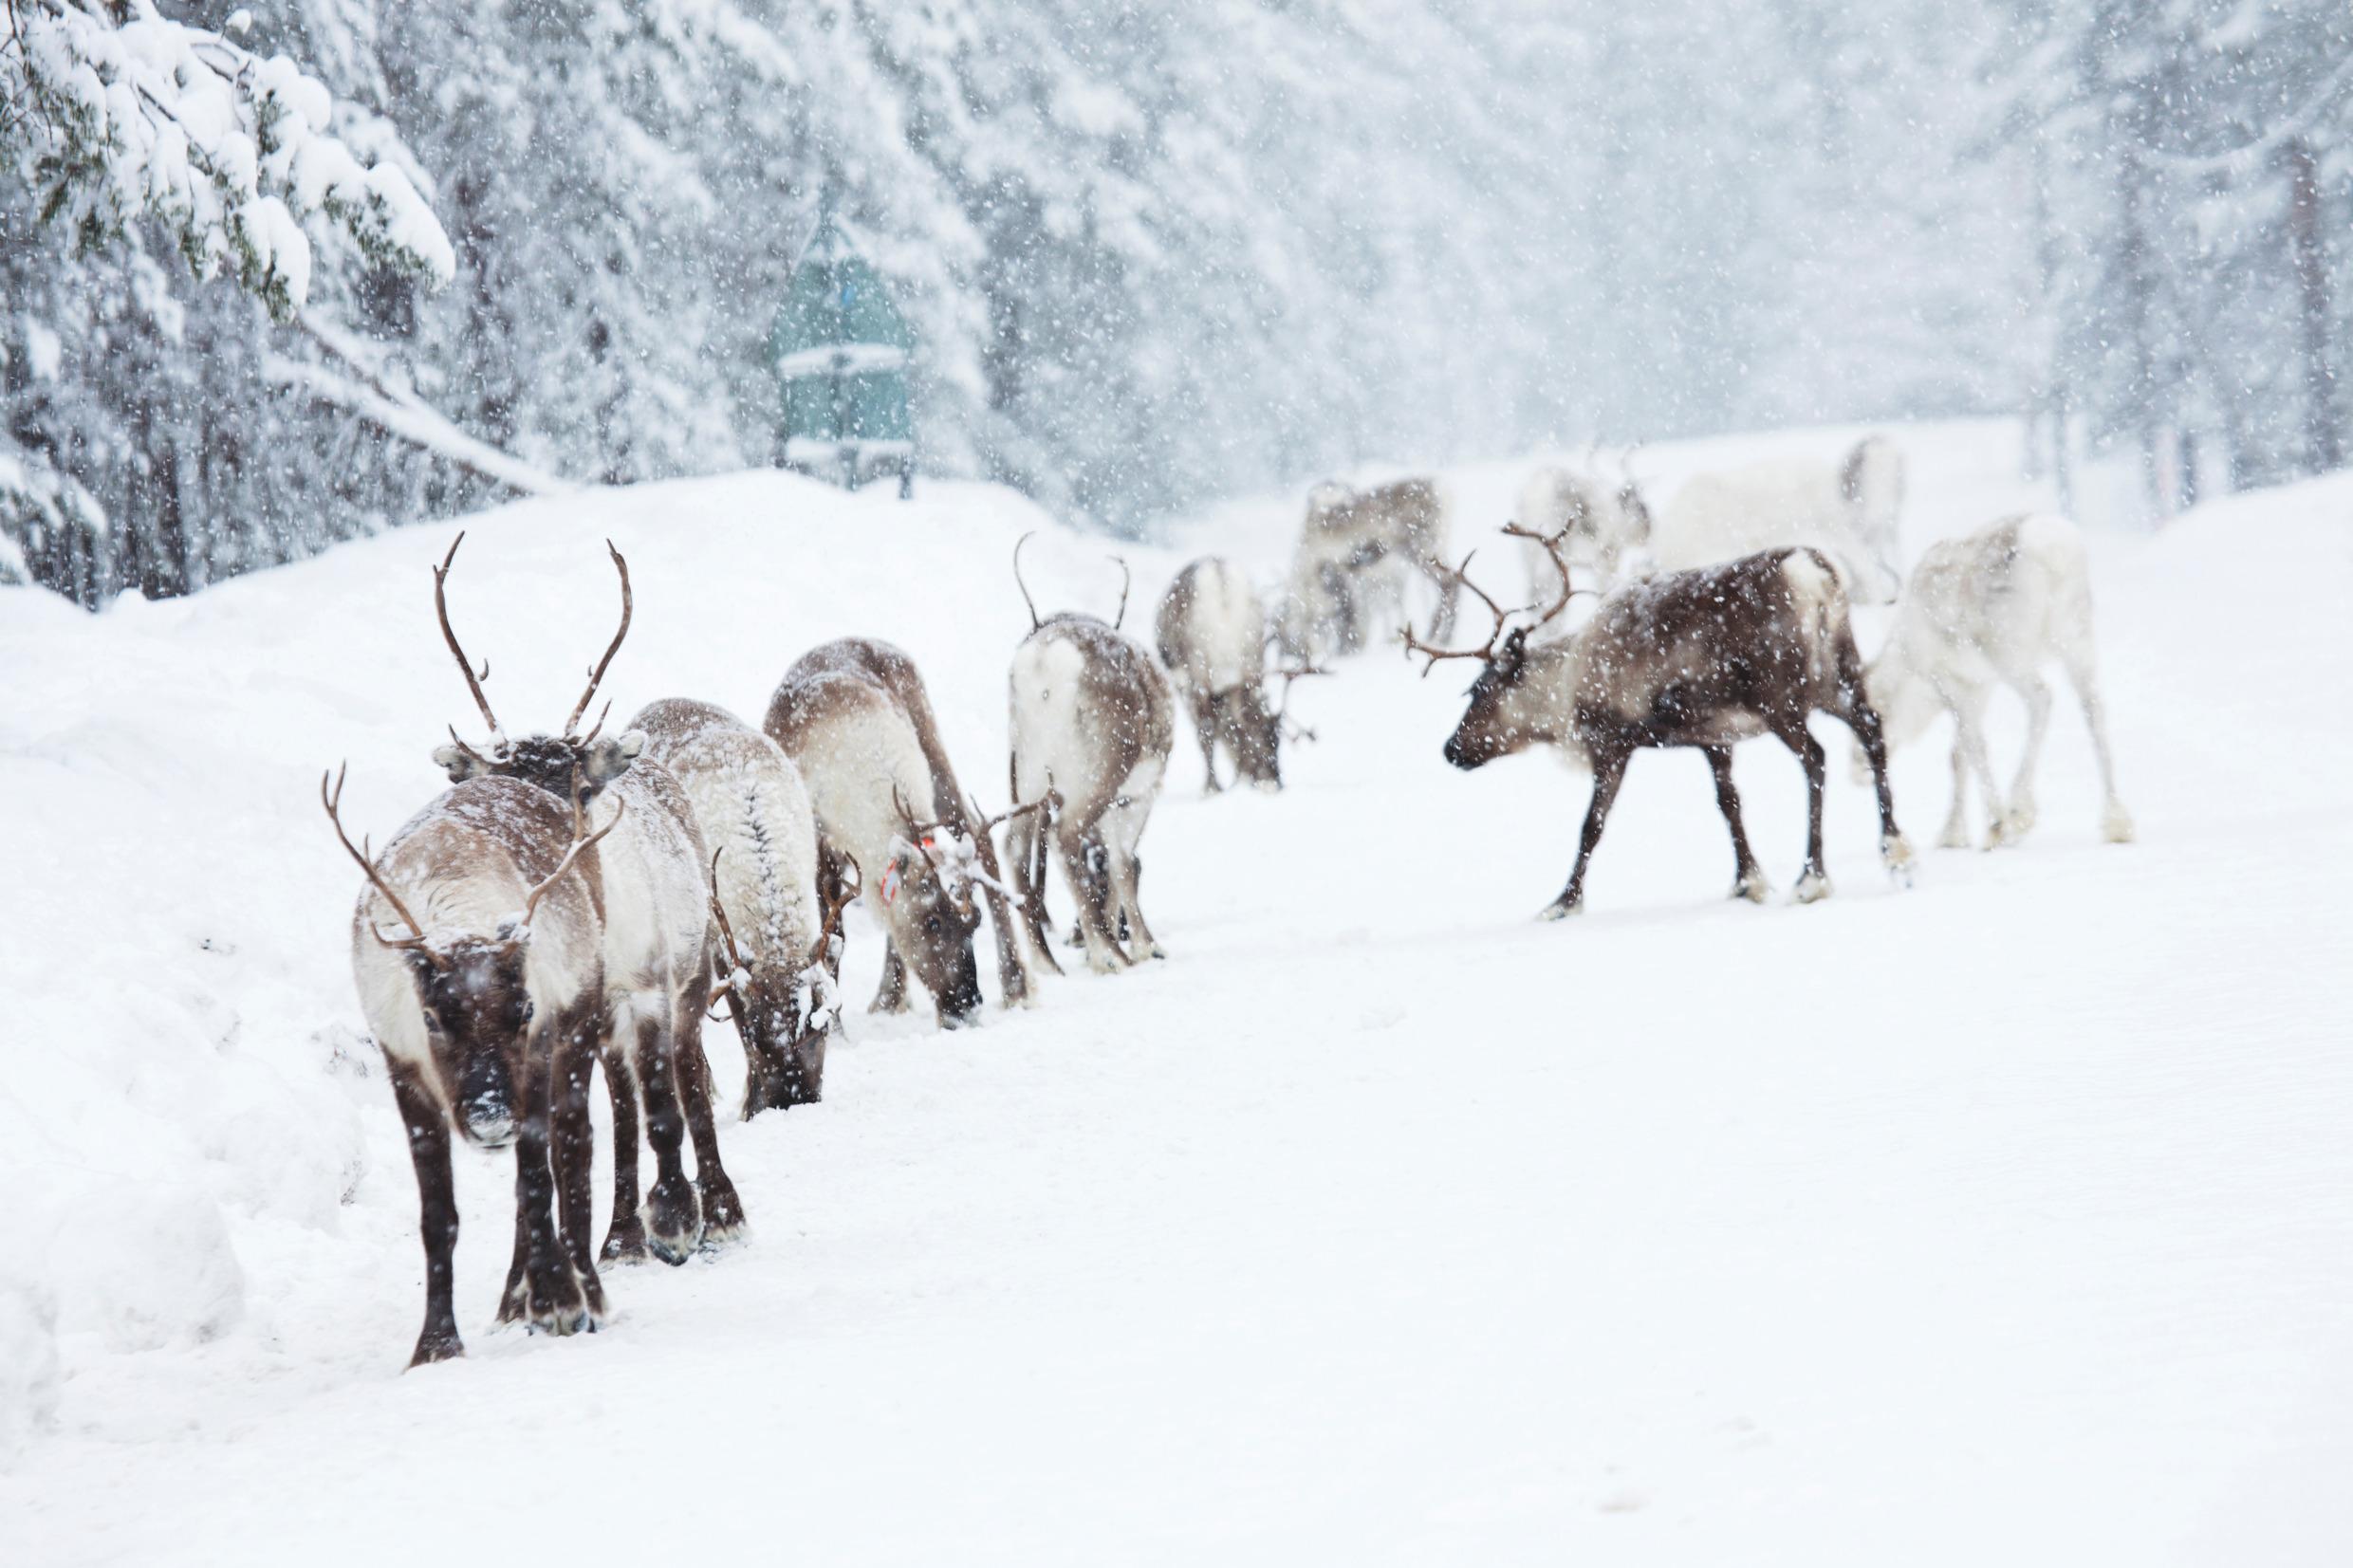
[1276,664,1328,743]
[519,799,623,930]
[322,764,435,956]
[1399,547,1511,674]
[565,540,633,738]
[434,533,503,748]
[1501,523,1592,629]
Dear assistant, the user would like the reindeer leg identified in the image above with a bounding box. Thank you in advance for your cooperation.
[2062,650,2134,842]
[675,973,745,1248]
[387,1061,462,1367]
[1106,802,1165,961]
[1008,803,1064,979]
[2002,674,2051,844]
[1951,699,2006,848]
[633,1010,704,1265]
[1833,635,1914,880]
[1543,743,1628,920]
[870,940,912,1014]
[1192,691,1223,794]
[1704,745,1769,902]
[549,1011,605,1323]
[598,1035,648,1264]
[1939,725,1973,849]
[512,1051,590,1335]
[1058,823,1128,971]
[1785,725,1834,902]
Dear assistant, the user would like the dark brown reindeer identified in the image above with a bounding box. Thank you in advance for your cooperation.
[1408,526,1913,916]
[331,763,620,1366]
[765,637,1038,1025]
[427,538,745,1264]
[1006,540,1176,971]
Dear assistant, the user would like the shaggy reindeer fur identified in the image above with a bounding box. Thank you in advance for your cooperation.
[630,698,834,1114]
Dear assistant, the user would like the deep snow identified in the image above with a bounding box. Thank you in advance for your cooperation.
[2,423,2349,1563]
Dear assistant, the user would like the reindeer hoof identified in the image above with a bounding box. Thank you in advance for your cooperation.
[521,1266,596,1337]
[645,1176,703,1266]
[1732,870,1771,904]
[1538,898,1581,922]
[407,1325,465,1369]
[600,1216,649,1265]
[2103,803,2137,844]
[697,1176,747,1250]
[1937,821,1971,850]
[1085,950,1126,975]
[1792,871,1833,904]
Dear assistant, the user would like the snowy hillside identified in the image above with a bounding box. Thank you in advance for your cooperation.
[3,425,2350,1563]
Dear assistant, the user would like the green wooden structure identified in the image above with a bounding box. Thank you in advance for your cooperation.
[769,202,915,496]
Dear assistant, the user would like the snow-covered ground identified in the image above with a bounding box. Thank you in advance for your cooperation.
[3,422,2348,1563]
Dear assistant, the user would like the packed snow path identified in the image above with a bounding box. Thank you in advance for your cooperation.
[2,425,2348,1562]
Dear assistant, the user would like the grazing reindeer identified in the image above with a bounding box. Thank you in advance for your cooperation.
[1408,527,1913,916]
[629,698,843,1115]
[765,637,1036,1026]
[1514,452,1652,597]
[1854,513,2134,849]
[1152,555,1317,793]
[1279,477,1461,659]
[1007,543,1176,970]
[1654,434,1907,603]
[428,538,743,1265]
[330,765,618,1366]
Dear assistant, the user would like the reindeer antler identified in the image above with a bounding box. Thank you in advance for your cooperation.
[434,533,504,748]
[1399,548,1512,675]
[1276,664,1328,743]
[564,541,633,738]
[322,765,435,956]
[1501,523,1591,629]
[1109,555,1131,631]
[520,799,624,930]
[816,857,862,962]
[1012,531,1043,631]
[892,783,952,843]
[979,793,1052,836]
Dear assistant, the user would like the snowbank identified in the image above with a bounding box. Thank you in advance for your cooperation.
[3,431,2348,1564]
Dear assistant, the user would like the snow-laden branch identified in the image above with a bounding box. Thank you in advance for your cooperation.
[2,0,456,321]
[269,315,577,497]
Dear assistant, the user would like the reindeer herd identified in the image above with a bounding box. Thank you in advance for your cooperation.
[329,433,2137,1368]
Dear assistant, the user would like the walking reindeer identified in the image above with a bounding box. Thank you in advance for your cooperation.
[331,763,619,1366]
[1856,512,2134,849]
[1409,526,1913,915]
[428,538,745,1264]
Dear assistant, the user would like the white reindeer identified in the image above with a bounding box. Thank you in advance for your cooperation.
[1856,512,2134,850]
[1654,434,1906,603]
[1513,458,1652,600]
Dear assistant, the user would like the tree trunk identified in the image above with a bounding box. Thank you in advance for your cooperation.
[2283,137,2344,475]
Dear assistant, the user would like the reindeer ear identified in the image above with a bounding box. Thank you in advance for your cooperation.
[432,744,484,783]
[582,730,646,785]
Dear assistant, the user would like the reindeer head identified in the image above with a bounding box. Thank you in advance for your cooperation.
[324,764,617,1148]
[712,854,858,1114]
[1838,436,1906,603]
[423,533,646,812]
[1403,526,1586,773]
[877,785,988,1026]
